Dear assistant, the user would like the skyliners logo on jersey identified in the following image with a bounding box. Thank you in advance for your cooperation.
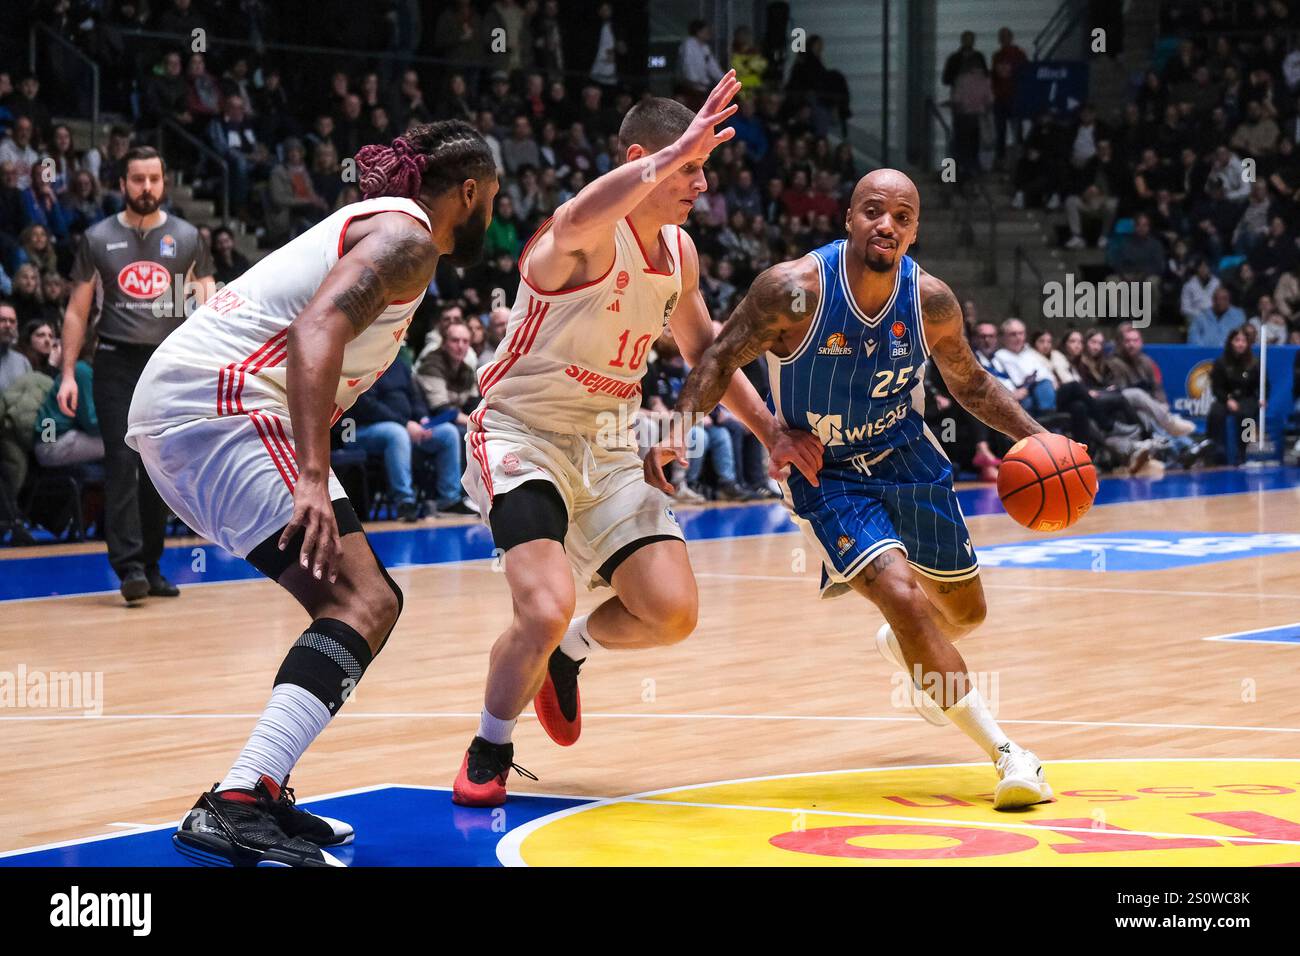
[889,320,910,359]
[818,332,853,356]
[565,364,644,399]
[978,531,1300,571]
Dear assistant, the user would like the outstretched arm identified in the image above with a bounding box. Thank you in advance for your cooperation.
[283,216,438,580]
[920,273,1045,442]
[529,71,740,288]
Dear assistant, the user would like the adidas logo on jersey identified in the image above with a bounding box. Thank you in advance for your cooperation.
[817,332,853,356]
[606,299,621,312]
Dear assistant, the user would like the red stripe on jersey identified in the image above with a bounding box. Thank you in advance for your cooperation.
[250,412,295,493]
[217,366,227,416]
[269,414,299,478]
[470,429,494,500]
[520,301,549,354]
[507,296,539,353]
[329,405,343,427]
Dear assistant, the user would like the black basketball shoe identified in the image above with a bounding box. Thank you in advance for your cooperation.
[173,779,345,867]
[262,774,354,847]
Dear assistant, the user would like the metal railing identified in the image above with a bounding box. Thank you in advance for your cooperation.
[159,118,230,225]
[1032,0,1088,61]
[922,97,998,285]
[28,23,101,148]
[1009,244,1044,318]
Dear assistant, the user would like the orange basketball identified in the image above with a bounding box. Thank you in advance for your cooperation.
[996,433,1098,532]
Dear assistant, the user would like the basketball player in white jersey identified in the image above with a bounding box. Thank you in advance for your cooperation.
[125,122,499,865]
[453,72,823,805]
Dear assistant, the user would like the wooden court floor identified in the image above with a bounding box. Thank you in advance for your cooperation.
[2,485,1298,858]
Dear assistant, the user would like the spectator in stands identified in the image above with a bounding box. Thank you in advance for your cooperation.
[1207,326,1262,464]
[184,53,222,130]
[0,300,30,392]
[9,264,45,325]
[433,0,485,92]
[1250,214,1299,283]
[1233,182,1273,254]
[1065,139,1121,249]
[991,27,1027,165]
[1250,294,1290,344]
[412,321,479,514]
[730,25,768,93]
[483,194,522,260]
[942,31,989,88]
[349,358,465,522]
[950,61,993,183]
[310,141,345,209]
[20,173,71,247]
[2,74,51,143]
[39,273,67,327]
[501,116,542,176]
[925,326,1005,480]
[677,20,724,108]
[0,117,39,189]
[18,320,56,376]
[994,318,1056,413]
[1110,324,1198,442]
[143,51,189,132]
[1180,257,1220,325]
[33,350,102,468]
[61,169,107,233]
[1232,100,1281,155]
[210,226,250,285]
[1108,214,1167,294]
[207,95,269,218]
[266,138,328,241]
[1189,286,1247,345]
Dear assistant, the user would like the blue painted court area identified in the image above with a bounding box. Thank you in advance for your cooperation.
[1205,623,1300,645]
[1,466,1298,601]
[978,530,1300,571]
[0,786,590,867]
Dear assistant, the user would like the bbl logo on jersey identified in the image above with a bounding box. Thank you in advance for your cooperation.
[159,234,177,258]
[817,332,853,356]
[661,292,678,327]
[889,320,910,358]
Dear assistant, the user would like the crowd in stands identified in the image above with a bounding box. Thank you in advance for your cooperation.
[0,0,855,541]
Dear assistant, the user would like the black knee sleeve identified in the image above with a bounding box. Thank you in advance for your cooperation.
[275,617,374,713]
[489,479,569,552]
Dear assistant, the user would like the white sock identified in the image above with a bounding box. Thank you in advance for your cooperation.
[218,684,332,792]
[945,688,1011,761]
[477,707,516,745]
[558,613,599,661]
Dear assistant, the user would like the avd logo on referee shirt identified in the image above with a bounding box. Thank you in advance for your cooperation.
[117,261,171,299]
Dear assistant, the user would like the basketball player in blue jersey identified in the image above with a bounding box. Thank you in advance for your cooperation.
[649,168,1056,809]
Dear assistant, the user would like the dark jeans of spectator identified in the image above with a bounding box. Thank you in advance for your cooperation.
[993,101,1021,160]
[952,113,983,180]
[1207,398,1261,464]
[93,340,169,581]
[1057,381,1111,453]
[720,418,766,487]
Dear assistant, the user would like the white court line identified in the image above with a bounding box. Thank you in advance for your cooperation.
[0,782,394,859]
[2,710,1298,735]
[493,756,1300,865]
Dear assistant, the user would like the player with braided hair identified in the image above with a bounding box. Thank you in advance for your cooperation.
[125,121,498,866]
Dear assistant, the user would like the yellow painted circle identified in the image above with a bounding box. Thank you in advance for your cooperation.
[503,760,1300,866]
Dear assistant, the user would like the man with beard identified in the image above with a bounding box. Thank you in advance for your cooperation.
[58,146,215,604]
[648,168,1057,810]
[121,122,498,866]
[452,73,822,806]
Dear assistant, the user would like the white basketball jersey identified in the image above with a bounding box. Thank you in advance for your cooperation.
[131,197,430,433]
[472,216,684,436]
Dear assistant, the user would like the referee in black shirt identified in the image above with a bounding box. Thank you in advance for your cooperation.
[58,146,215,603]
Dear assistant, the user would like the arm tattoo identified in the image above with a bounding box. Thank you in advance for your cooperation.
[332,232,435,335]
[676,263,813,417]
[922,283,1044,441]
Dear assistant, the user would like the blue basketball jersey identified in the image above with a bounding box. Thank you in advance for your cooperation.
[765,241,928,465]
